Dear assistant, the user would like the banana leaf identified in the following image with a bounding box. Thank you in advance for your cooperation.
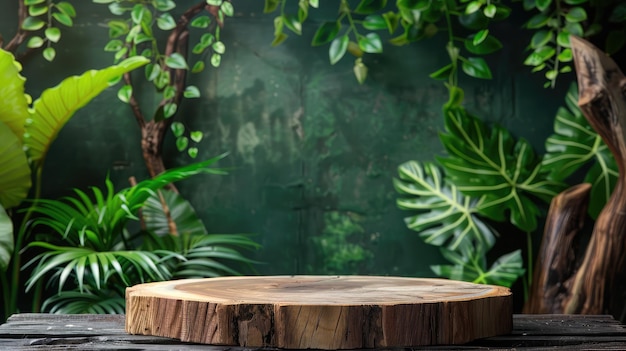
[0,49,29,139]
[0,121,31,209]
[0,203,13,272]
[25,56,149,166]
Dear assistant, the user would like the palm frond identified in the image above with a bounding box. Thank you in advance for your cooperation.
[43,289,125,314]
[24,243,174,293]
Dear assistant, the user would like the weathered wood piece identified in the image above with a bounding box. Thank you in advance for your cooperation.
[559,36,626,316]
[125,275,512,349]
[2,313,625,350]
[525,37,626,318]
[524,183,591,314]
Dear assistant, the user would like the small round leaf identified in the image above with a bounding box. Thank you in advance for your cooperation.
[176,136,189,151]
[184,86,201,98]
[117,84,132,103]
[187,147,199,158]
[210,53,221,67]
[171,122,185,137]
[329,35,348,64]
[42,47,56,61]
[22,16,46,31]
[45,27,61,43]
[190,131,203,142]
[311,22,340,46]
[164,103,177,118]
[26,36,44,48]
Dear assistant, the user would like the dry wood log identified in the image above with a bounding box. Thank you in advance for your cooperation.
[125,276,512,349]
[523,183,590,314]
[560,36,626,315]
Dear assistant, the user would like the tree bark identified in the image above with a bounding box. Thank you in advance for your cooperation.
[128,1,213,186]
[523,183,590,314]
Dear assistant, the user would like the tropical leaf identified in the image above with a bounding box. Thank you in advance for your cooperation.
[24,242,176,293]
[437,107,566,231]
[29,155,228,250]
[480,249,526,287]
[0,49,29,139]
[432,246,524,287]
[142,189,208,237]
[0,121,31,209]
[43,289,126,314]
[584,153,618,218]
[542,83,618,218]
[173,238,259,278]
[24,56,149,166]
[0,203,13,272]
[394,161,497,252]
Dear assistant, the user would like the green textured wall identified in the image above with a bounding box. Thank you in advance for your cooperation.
[1,1,571,280]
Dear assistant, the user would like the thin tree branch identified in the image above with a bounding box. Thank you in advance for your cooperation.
[123,72,147,128]
[4,0,28,53]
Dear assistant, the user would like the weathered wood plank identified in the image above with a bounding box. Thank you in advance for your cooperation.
[1,314,625,350]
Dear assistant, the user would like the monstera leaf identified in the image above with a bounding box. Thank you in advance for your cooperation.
[0,203,13,272]
[25,56,149,166]
[432,245,524,288]
[542,83,618,218]
[437,107,566,232]
[0,121,31,209]
[0,49,29,139]
[394,161,497,253]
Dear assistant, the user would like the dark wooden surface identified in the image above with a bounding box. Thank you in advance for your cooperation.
[0,313,625,350]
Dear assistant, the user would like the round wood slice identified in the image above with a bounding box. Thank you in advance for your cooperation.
[125,275,512,349]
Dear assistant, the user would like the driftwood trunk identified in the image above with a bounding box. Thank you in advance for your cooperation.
[525,36,626,317]
[523,183,590,314]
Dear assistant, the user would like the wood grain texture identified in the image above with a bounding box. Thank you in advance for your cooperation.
[524,183,591,314]
[2,314,626,350]
[562,36,626,316]
[125,275,512,349]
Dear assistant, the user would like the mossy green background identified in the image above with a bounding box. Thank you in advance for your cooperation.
[1,1,572,284]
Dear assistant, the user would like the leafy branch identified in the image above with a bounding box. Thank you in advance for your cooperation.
[265,0,507,84]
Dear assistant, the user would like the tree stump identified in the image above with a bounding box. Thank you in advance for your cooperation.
[125,275,512,349]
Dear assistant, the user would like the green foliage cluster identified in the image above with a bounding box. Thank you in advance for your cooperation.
[265,0,510,84]
[0,48,149,318]
[523,0,626,87]
[265,0,626,90]
[260,0,624,290]
[24,157,258,313]
[21,0,77,61]
[1,0,264,317]
[309,211,373,275]
[395,83,616,289]
[94,0,234,158]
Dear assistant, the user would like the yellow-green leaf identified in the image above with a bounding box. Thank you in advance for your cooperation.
[0,203,13,272]
[25,56,149,165]
[0,121,31,209]
[0,49,29,139]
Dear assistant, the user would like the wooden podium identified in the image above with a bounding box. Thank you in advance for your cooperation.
[125,275,512,349]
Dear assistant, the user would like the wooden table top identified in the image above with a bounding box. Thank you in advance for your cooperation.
[1,313,625,350]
